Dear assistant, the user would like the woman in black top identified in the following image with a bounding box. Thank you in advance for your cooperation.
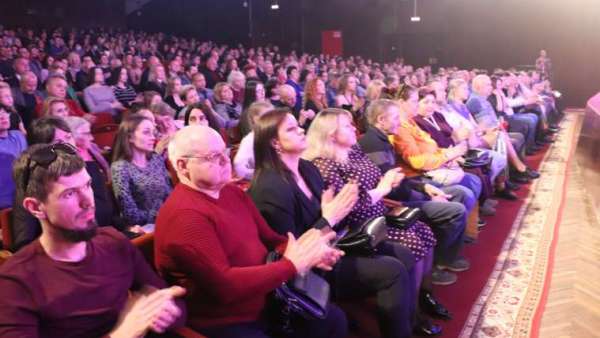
[239,79,266,136]
[109,67,137,108]
[248,107,421,338]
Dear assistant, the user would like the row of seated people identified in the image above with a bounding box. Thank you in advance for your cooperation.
[0,27,564,338]
[0,89,563,338]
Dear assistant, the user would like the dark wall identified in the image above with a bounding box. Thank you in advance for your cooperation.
[0,0,126,28]
[301,0,600,107]
[3,0,598,106]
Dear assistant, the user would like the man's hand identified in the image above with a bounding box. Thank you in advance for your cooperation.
[424,184,452,202]
[110,286,186,338]
[283,229,341,275]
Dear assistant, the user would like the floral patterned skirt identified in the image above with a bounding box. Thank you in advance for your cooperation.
[387,220,437,262]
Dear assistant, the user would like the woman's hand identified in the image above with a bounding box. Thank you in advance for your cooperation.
[321,182,359,226]
[376,168,405,196]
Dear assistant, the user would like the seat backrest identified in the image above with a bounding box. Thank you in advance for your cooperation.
[131,232,155,269]
[92,124,119,149]
[92,112,116,126]
[0,208,13,251]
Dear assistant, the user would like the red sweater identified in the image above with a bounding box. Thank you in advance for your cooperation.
[154,183,296,329]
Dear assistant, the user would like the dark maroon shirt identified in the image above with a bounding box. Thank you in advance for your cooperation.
[0,227,185,338]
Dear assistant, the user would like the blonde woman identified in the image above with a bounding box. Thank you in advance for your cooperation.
[304,108,445,335]
[212,82,241,128]
[164,76,185,111]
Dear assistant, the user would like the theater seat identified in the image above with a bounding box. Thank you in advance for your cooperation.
[92,124,119,149]
[130,233,207,338]
[92,112,116,126]
[0,208,13,251]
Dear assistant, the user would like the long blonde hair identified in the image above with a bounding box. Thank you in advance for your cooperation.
[303,108,353,163]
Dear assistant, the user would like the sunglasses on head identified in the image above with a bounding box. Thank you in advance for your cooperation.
[22,143,78,193]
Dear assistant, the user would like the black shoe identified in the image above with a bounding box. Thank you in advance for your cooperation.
[420,291,453,320]
[538,135,555,144]
[478,219,486,230]
[526,149,537,156]
[505,180,521,191]
[496,189,518,200]
[510,172,531,184]
[464,236,477,244]
[413,318,443,336]
[526,168,540,179]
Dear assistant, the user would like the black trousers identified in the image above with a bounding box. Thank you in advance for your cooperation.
[198,303,348,338]
[328,241,417,338]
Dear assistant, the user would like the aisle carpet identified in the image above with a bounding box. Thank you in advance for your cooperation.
[434,112,580,338]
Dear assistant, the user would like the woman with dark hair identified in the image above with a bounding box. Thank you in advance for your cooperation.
[111,114,172,227]
[265,78,280,103]
[249,108,422,338]
[109,67,137,108]
[83,66,124,115]
[239,80,266,136]
[182,102,219,130]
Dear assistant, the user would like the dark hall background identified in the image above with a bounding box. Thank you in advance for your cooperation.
[1,0,599,107]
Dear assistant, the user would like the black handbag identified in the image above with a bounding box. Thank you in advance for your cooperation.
[385,206,422,230]
[462,149,492,169]
[335,216,388,255]
[265,251,330,320]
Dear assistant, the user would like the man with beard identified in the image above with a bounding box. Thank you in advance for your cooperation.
[0,143,186,337]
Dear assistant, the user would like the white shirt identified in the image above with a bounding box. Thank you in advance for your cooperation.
[233,132,255,180]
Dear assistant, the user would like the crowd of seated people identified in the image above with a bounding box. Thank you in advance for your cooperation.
[0,25,563,338]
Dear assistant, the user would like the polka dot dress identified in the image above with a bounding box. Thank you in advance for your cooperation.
[312,145,436,262]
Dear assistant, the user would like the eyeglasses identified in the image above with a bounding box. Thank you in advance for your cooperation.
[182,148,231,165]
[22,143,78,193]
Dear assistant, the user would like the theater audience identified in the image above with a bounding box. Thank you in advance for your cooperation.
[0,25,565,338]
[111,114,172,227]
[249,107,433,337]
[466,75,540,184]
[0,144,186,336]
[489,75,540,155]
[359,99,472,286]
[445,79,516,199]
[155,125,347,338]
